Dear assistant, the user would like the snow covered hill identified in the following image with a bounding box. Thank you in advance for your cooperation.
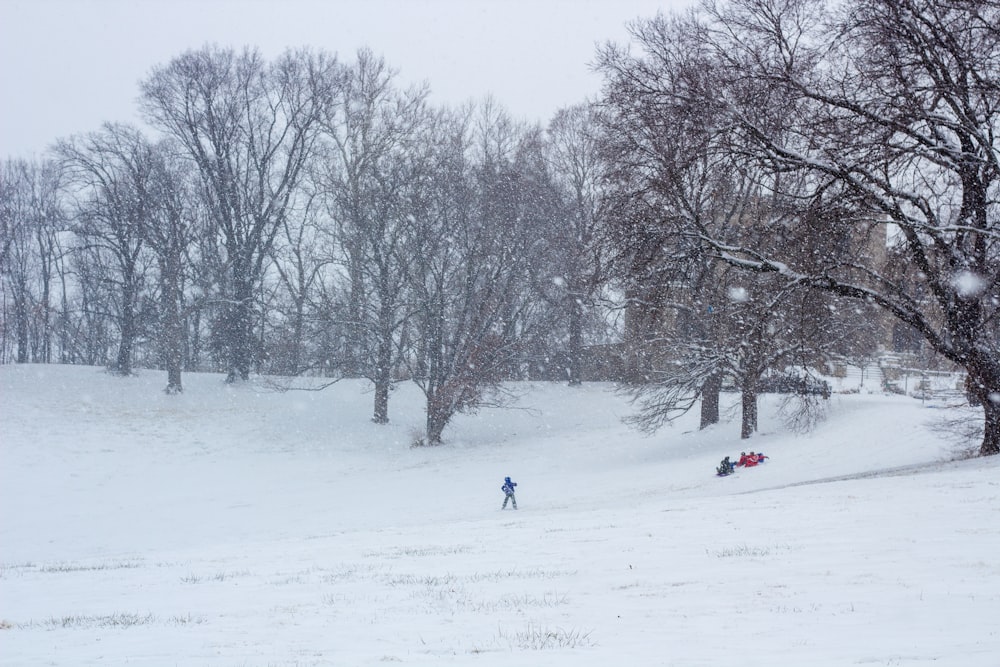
[1,364,997,666]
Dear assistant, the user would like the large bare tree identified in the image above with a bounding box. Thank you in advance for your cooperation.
[58,125,155,376]
[319,49,430,423]
[693,0,1000,454]
[539,104,610,386]
[144,142,203,393]
[407,103,539,445]
[140,46,334,382]
[597,10,839,438]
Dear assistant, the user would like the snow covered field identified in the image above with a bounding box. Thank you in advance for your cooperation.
[1,363,998,666]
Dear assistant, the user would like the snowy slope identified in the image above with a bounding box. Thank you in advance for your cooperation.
[1,364,997,666]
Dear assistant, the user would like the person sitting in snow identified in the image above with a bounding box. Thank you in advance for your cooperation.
[717,456,735,476]
[744,451,760,467]
[757,452,769,464]
[737,451,748,467]
[501,476,518,510]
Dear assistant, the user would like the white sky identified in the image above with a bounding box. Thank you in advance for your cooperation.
[0,0,691,160]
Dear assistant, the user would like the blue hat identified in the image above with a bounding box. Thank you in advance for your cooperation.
[505,476,511,482]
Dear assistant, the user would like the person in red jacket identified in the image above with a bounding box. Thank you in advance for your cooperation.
[737,452,748,467]
[744,452,760,467]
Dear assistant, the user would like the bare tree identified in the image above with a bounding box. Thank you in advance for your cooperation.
[599,4,899,439]
[598,10,741,427]
[268,186,333,376]
[319,49,430,422]
[1,160,63,363]
[597,10,829,438]
[144,142,203,393]
[407,104,537,445]
[680,0,1000,455]
[140,45,334,382]
[58,124,158,376]
[538,104,610,385]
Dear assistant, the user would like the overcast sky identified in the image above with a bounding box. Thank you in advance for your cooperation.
[1,0,692,160]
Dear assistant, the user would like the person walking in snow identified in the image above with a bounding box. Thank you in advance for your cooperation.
[501,476,518,509]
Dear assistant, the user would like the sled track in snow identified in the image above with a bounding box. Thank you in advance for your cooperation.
[735,456,995,495]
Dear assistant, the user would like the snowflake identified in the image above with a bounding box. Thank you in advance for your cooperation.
[727,286,749,302]
[951,271,986,299]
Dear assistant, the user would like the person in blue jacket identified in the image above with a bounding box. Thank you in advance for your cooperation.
[501,476,518,509]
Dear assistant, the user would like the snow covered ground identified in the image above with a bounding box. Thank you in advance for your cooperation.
[1,363,998,666]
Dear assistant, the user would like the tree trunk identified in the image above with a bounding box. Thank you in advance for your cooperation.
[14,286,28,364]
[1,290,7,364]
[966,356,1000,456]
[161,257,184,394]
[372,290,393,424]
[39,268,52,364]
[741,384,758,439]
[567,295,583,386]
[165,364,183,394]
[372,329,391,424]
[343,249,366,378]
[373,381,390,424]
[290,294,305,375]
[425,392,448,445]
[59,269,71,363]
[114,278,136,376]
[982,398,1000,457]
[700,372,722,429]
[227,271,254,383]
[190,307,201,371]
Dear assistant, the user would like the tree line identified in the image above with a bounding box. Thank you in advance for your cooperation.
[2,0,998,454]
[0,47,609,445]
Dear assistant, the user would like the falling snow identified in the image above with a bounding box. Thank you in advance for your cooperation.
[951,270,987,298]
[727,286,749,302]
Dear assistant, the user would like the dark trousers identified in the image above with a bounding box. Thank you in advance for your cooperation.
[502,493,517,509]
